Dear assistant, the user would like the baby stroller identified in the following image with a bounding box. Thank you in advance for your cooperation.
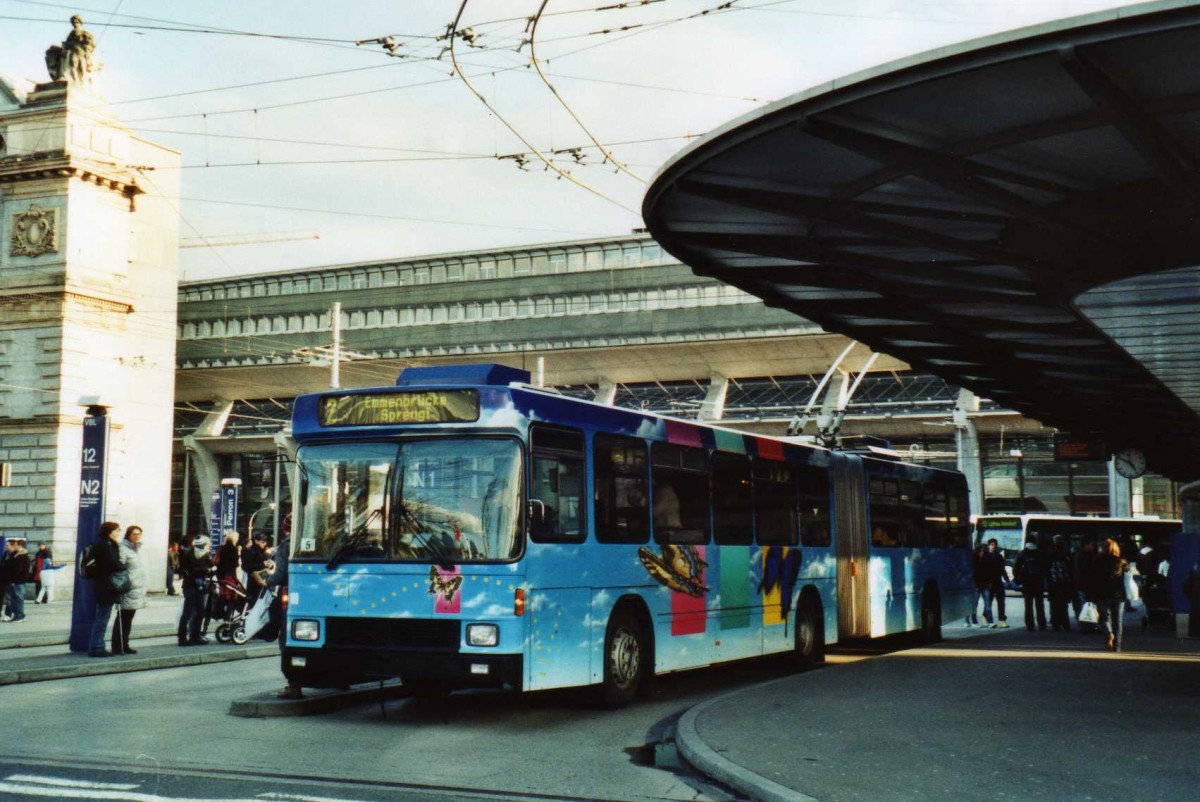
[217,584,277,645]
[213,576,248,643]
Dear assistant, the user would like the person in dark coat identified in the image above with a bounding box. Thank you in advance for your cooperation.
[177,533,214,645]
[1013,537,1047,631]
[1046,535,1074,632]
[2,539,32,622]
[978,538,1011,628]
[87,522,123,657]
[1088,537,1129,652]
[1072,537,1098,628]
[241,533,271,608]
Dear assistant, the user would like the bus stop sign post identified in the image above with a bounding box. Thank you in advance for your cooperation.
[219,479,240,542]
[69,406,109,653]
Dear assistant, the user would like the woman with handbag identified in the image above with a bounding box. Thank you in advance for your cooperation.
[111,526,147,655]
[1088,537,1129,652]
[87,522,123,657]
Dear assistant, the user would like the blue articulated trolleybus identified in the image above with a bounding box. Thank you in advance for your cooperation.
[282,363,972,706]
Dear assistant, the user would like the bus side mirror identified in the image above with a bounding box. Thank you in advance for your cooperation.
[528,499,546,527]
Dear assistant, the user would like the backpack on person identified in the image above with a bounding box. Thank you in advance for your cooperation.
[1048,556,1071,589]
[78,544,99,579]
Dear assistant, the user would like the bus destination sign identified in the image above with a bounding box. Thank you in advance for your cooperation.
[319,390,480,426]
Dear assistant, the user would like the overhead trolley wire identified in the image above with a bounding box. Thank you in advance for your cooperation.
[447,0,639,215]
[528,0,645,183]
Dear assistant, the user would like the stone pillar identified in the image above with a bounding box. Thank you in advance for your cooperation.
[954,389,985,521]
[697,373,728,421]
[0,74,180,598]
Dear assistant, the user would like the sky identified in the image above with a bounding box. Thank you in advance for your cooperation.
[1,0,1139,281]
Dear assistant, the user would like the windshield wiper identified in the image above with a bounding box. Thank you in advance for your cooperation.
[324,508,383,571]
[410,528,456,572]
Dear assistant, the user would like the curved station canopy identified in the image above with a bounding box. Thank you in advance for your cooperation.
[645,1,1200,480]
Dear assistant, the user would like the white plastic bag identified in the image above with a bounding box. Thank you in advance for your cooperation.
[1079,601,1099,624]
[1123,570,1139,603]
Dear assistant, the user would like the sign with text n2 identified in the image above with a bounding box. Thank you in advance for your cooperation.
[70,413,109,652]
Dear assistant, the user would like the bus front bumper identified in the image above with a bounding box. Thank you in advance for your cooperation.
[281,646,523,690]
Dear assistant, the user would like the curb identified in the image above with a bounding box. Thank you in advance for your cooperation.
[0,625,178,651]
[675,676,822,802]
[0,642,278,686]
[230,680,409,718]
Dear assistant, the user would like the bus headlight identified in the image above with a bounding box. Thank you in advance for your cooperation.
[466,623,498,647]
[291,619,320,641]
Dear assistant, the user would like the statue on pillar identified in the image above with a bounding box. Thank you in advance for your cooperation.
[45,16,98,87]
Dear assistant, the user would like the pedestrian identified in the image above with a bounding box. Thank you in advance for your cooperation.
[1088,537,1129,652]
[37,554,59,604]
[111,525,148,655]
[165,541,179,596]
[3,539,32,622]
[177,533,213,646]
[261,535,287,643]
[87,522,123,657]
[32,542,53,603]
[216,530,240,619]
[1013,537,1047,631]
[1071,537,1098,628]
[241,533,271,608]
[0,539,14,620]
[967,544,993,627]
[1046,535,1074,632]
[267,516,301,699]
[978,538,1010,628]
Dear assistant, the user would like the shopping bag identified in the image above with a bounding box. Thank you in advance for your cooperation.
[1079,602,1099,624]
[1123,571,1139,603]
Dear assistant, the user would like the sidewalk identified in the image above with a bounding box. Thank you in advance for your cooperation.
[0,592,276,686]
[676,610,1200,802]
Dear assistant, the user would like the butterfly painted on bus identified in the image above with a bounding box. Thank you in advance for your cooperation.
[759,546,803,632]
[427,566,463,604]
[638,544,709,597]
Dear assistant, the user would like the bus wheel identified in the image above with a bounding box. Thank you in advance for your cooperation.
[599,610,644,709]
[793,597,825,668]
[921,592,942,644]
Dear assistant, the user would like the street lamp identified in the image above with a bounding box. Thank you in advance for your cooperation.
[247,503,276,543]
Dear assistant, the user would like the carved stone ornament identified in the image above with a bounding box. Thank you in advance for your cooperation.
[10,204,59,257]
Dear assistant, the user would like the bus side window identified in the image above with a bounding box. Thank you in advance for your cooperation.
[947,485,969,547]
[754,460,798,546]
[651,443,710,545]
[925,485,950,547]
[530,425,586,543]
[900,480,927,547]
[594,433,649,544]
[798,465,831,547]
[869,477,901,547]
[712,453,753,545]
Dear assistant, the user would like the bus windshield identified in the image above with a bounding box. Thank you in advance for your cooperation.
[296,438,523,564]
[976,516,1023,552]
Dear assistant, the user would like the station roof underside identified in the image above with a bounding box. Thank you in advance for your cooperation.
[644,2,1200,481]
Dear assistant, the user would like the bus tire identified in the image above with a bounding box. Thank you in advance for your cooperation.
[792,594,825,668]
[599,608,645,709]
[921,589,942,644]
